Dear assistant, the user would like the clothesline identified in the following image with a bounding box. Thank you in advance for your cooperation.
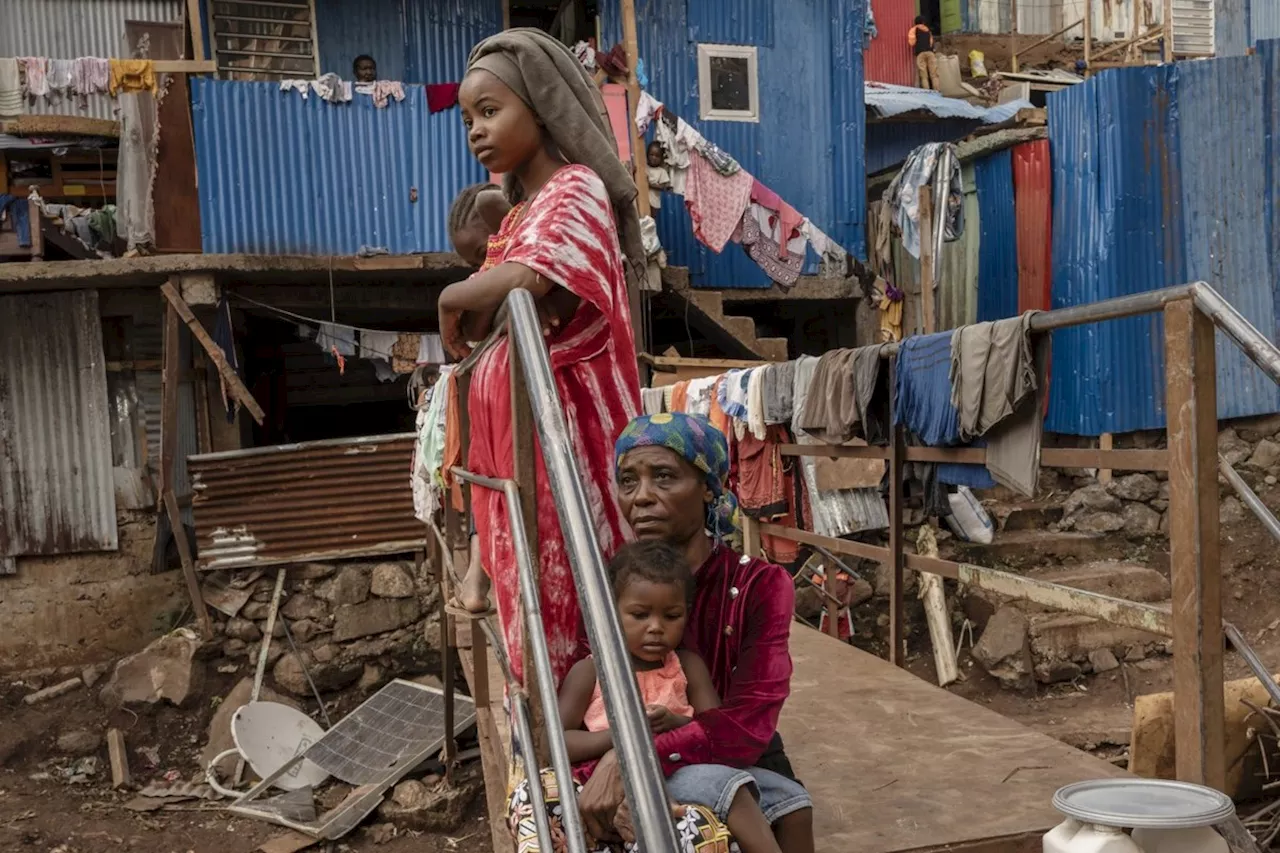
[230,292,427,337]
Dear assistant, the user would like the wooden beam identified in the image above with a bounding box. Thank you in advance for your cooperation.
[162,303,214,636]
[186,0,206,62]
[887,372,906,667]
[160,278,265,425]
[777,443,1170,472]
[1163,299,1225,791]
[153,60,217,73]
[1,114,120,138]
[107,728,132,789]
[1098,433,1114,483]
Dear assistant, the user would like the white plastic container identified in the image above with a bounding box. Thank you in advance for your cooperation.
[944,486,994,544]
[1131,827,1229,853]
[1043,817,1083,852]
[1044,824,1142,853]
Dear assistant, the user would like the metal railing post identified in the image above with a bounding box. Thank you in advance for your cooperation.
[1164,298,1226,791]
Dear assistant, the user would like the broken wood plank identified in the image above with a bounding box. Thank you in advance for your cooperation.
[0,114,120,138]
[916,526,958,687]
[160,278,265,425]
[153,60,217,74]
[108,728,132,789]
[23,677,81,705]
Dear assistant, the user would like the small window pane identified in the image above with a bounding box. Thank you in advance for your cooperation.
[708,55,751,112]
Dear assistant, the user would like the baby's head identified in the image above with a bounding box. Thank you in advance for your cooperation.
[447,183,511,268]
[608,540,694,664]
[646,141,665,168]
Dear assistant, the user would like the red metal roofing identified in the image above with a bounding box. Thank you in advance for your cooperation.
[1013,139,1052,313]
[864,0,916,87]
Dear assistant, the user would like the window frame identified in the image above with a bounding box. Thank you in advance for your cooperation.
[696,43,760,123]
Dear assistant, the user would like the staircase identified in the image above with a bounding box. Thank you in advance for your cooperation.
[666,289,790,362]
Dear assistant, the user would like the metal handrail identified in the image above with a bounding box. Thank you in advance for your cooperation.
[449,288,680,853]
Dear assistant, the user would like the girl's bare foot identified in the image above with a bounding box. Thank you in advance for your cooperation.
[448,537,493,615]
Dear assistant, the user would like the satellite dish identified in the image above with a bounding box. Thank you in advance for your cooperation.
[231,702,330,791]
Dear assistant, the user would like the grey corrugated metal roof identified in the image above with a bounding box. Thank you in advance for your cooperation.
[0,290,117,556]
[866,82,1034,123]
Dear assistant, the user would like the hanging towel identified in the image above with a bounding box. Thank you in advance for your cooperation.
[360,330,398,363]
[279,79,311,98]
[750,180,805,258]
[310,73,352,103]
[46,59,74,99]
[685,154,753,254]
[73,57,110,97]
[426,82,461,113]
[361,80,405,108]
[761,361,796,425]
[417,333,446,365]
[0,60,22,117]
[21,58,49,99]
[641,386,666,415]
[315,323,356,357]
[0,195,32,248]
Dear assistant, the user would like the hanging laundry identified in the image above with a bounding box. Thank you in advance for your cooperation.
[734,209,804,288]
[653,112,690,171]
[73,57,110,99]
[864,1,879,48]
[359,80,404,108]
[426,82,460,113]
[212,294,241,422]
[796,345,889,445]
[572,41,596,71]
[949,313,1046,496]
[391,333,421,373]
[685,154,753,253]
[108,59,157,96]
[279,79,311,98]
[641,386,666,415]
[0,59,22,117]
[749,180,805,257]
[695,140,740,177]
[595,44,628,78]
[417,333,445,365]
[414,366,453,522]
[761,360,795,425]
[21,58,49,99]
[310,73,352,103]
[717,369,751,421]
[634,91,661,134]
[0,195,32,248]
[360,330,398,363]
[669,381,690,414]
[875,278,904,343]
[46,60,74,100]
[746,365,767,440]
[882,142,963,260]
[315,323,356,357]
[893,332,995,490]
[707,375,731,437]
[685,374,718,417]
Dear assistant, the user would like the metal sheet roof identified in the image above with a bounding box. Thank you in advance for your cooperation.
[1012,139,1052,314]
[1046,59,1280,436]
[191,78,487,255]
[974,148,1019,323]
[0,290,117,557]
[189,434,425,570]
[866,82,1033,123]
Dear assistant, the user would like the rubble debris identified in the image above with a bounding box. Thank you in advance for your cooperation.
[80,663,110,690]
[272,651,362,697]
[972,606,1033,690]
[316,566,372,606]
[333,598,422,642]
[64,755,99,784]
[136,780,219,800]
[257,830,323,853]
[56,729,102,756]
[376,775,482,832]
[1247,438,1280,471]
[1087,648,1120,674]
[23,677,82,705]
[100,628,205,708]
[371,562,416,599]
[107,728,131,789]
[1106,473,1160,502]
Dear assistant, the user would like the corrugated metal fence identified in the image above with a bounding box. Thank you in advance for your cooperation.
[864,0,915,87]
[1045,52,1280,435]
[190,78,487,255]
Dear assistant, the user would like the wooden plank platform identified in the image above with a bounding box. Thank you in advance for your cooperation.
[780,626,1129,853]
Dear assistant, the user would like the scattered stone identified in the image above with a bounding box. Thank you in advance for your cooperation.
[849,577,874,608]
[348,637,394,659]
[241,601,270,621]
[1028,612,1161,664]
[290,619,323,644]
[1218,428,1252,466]
[80,663,110,690]
[874,561,917,597]
[101,629,204,708]
[312,643,339,664]
[1063,484,1121,516]
[224,618,261,643]
[317,567,372,606]
[291,563,337,581]
[371,563,417,599]
[1107,474,1160,502]
[57,729,102,756]
[1267,475,1278,486]
[972,606,1033,690]
[272,652,362,697]
[1247,439,1280,471]
[244,641,286,668]
[200,677,300,775]
[1074,512,1125,534]
[260,618,286,639]
[358,665,386,692]
[1121,503,1162,538]
[377,776,482,832]
[333,598,422,642]
[1035,660,1083,684]
[1220,496,1248,526]
[222,639,248,658]
[280,593,328,622]
[1088,648,1120,674]
[1123,645,1147,663]
[1238,415,1280,443]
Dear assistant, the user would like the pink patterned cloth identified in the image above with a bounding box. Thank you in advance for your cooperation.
[20,58,48,98]
[685,153,754,254]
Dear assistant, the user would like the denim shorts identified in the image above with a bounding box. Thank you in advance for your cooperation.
[666,764,812,825]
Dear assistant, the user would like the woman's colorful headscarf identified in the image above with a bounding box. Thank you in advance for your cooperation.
[614,412,741,548]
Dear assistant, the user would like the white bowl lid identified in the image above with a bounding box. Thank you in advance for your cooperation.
[1053,779,1235,829]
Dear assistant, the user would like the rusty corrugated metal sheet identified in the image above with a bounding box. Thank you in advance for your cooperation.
[1013,139,1052,313]
[0,291,117,557]
[864,0,915,86]
[189,433,424,569]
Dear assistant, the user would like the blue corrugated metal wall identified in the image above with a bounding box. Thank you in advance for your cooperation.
[1046,58,1280,436]
[973,149,1018,322]
[313,0,501,84]
[601,0,866,289]
[191,79,486,255]
[1219,0,1249,54]
[1252,2,1280,44]
[1264,40,1280,339]
[865,119,980,176]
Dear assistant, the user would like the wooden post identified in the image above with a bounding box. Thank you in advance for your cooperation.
[1010,0,1019,72]
[1163,0,1174,60]
[742,515,762,559]
[185,0,206,62]
[1164,299,1225,791]
[162,303,213,636]
[823,558,841,639]
[1098,432,1113,484]
[510,341,548,767]
[887,365,907,668]
[1084,0,1093,73]
[620,0,652,359]
[161,279,264,425]
[1130,0,1142,62]
[470,623,512,853]
[918,186,936,335]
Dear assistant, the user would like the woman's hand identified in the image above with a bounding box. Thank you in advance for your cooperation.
[614,799,690,845]
[577,750,625,841]
[439,305,471,360]
[646,704,690,733]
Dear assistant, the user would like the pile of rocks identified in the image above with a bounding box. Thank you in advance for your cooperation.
[208,559,440,699]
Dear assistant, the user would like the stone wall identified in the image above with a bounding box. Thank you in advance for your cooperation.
[0,512,186,674]
[208,558,442,698]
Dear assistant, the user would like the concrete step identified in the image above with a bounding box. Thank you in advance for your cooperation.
[949,530,1119,566]
[992,502,1065,532]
